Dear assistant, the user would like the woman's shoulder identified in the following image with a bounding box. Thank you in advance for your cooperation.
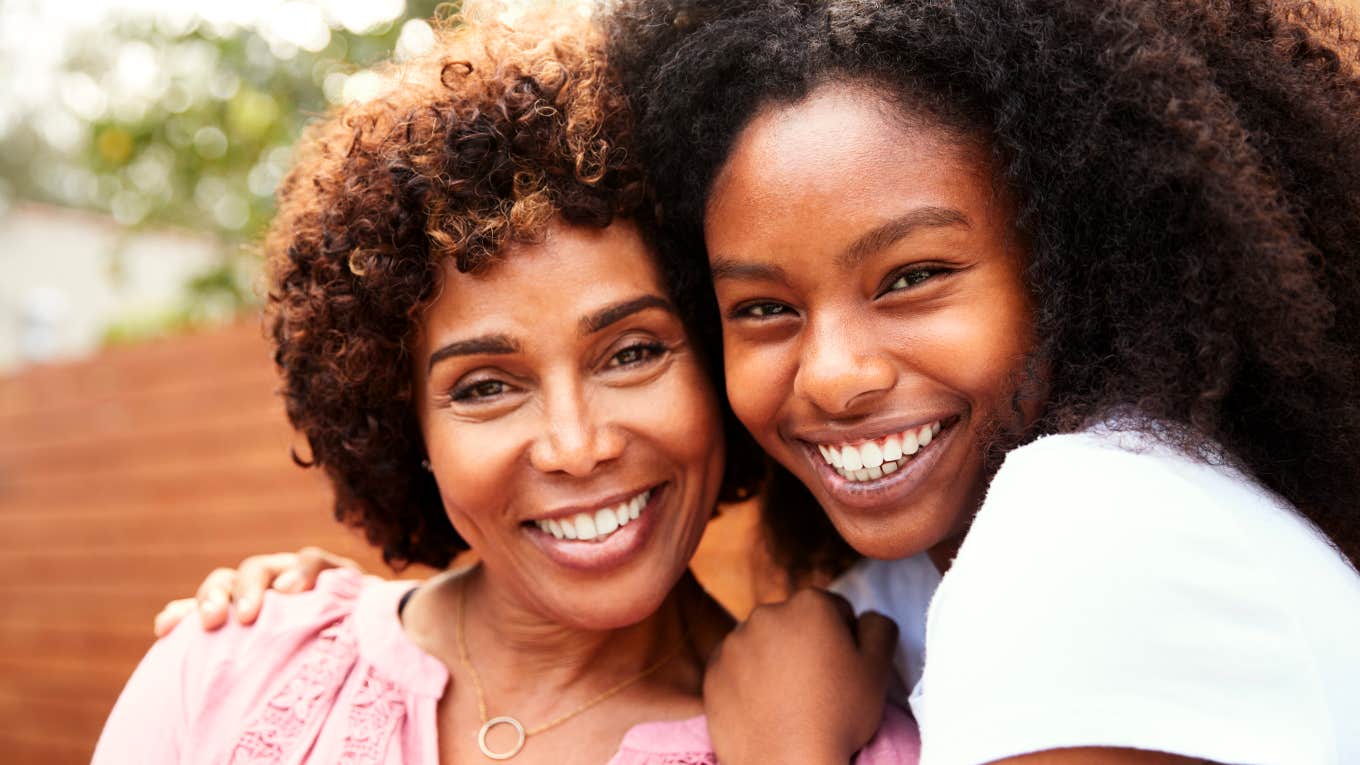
[94,569,414,763]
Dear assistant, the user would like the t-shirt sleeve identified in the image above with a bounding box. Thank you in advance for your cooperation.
[911,434,1330,765]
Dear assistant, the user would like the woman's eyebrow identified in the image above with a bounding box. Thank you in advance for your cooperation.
[581,294,675,335]
[427,334,520,372]
[837,206,971,269]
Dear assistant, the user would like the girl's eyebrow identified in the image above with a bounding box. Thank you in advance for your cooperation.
[580,294,675,335]
[837,206,971,270]
[427,334,520,372]
[709,259,791,285]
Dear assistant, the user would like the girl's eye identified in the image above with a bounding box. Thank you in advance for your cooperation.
[732,301,792,319]
[885,267,943,293]
[452,379,510,401]
[608,342,667,368]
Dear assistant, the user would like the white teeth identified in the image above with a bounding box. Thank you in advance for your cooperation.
[575,513,598,540]
[860,441,884,468]
[537,490,651,543]
[595,507,619,535]
[841,445,863,471]
[813,420,949,482]
[917,424,933,447]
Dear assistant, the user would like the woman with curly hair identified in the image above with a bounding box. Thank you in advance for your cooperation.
[158,0,1360,762]
[600,1,1360,764]
[91,6,920,764]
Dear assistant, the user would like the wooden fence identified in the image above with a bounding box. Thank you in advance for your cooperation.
[0,321,773,764]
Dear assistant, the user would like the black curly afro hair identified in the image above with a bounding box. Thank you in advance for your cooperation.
[605,0,1360,577]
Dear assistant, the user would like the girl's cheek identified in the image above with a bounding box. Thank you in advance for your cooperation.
[723,338,789,430]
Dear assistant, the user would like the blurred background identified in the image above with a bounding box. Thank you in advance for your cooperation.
[0,0,777,761]
[6,0,1357,761]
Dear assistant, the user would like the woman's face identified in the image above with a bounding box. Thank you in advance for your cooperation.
[413,219,726,628]
[704,83,1038,562]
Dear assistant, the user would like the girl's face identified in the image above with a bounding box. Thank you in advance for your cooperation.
[704,83,1037,563]
[413,219,726,628]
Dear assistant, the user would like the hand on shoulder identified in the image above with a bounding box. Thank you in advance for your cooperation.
[153,547,361,637]
[703,588,899,765]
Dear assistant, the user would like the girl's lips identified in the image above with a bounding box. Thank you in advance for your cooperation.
[802,418,959,513]
[524,484,666,573]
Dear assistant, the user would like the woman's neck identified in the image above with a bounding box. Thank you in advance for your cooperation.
[404,565,727,716]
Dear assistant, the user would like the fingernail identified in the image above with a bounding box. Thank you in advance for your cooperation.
[275,570,301,592]
[238,595,256,614]
[202,593,227,612]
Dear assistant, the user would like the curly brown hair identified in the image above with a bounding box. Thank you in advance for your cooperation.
[265,8,760,569]
[607,0,1360,577]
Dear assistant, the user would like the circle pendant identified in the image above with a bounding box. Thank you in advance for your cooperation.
[477,716,527,760]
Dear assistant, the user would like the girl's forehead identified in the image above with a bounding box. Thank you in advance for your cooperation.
[705,87,1002,260]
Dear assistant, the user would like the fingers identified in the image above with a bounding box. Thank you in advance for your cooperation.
[233,553,300,624]
[855,610,900,672]
[292,546,362,591]
[195,567,237,631]
[153,598,196,638]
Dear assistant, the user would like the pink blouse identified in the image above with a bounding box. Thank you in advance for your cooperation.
[94,569,919,764]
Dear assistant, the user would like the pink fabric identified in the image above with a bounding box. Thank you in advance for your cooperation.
[94,569,919,764]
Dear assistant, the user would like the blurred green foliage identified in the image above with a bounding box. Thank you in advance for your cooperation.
[0,0,448,342]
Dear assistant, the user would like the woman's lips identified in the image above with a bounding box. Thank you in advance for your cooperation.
[802,417,959,512]
[523,485,665,572]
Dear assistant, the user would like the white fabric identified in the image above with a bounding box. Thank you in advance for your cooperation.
[831,551,941,697]
[908,427,1360,765]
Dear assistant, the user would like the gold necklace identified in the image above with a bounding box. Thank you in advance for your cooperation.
[455,581,687,760]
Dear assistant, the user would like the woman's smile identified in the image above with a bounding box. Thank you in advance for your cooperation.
[415,218,727,628]
[523,483,667,572]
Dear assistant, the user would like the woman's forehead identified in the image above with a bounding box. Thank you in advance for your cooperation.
[423,219,666,328]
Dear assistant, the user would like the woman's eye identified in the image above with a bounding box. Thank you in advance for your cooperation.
[608,342,666,368]
[733,301,792,319]
[452,379,510,401]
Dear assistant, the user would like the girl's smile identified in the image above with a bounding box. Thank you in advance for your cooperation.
[704,82,1039,564]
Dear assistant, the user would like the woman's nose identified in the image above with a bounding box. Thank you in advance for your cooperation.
[792,315,896,416]
[528,382,625,476]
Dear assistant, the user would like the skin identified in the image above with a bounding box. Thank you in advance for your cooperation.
[411,218,736,765]
[164,82,1209,765]
[706,83,1036,569]
[190,218,737,765]
[702,82,1207,765]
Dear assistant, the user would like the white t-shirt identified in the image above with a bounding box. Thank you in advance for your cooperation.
[906,427,1360,765]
